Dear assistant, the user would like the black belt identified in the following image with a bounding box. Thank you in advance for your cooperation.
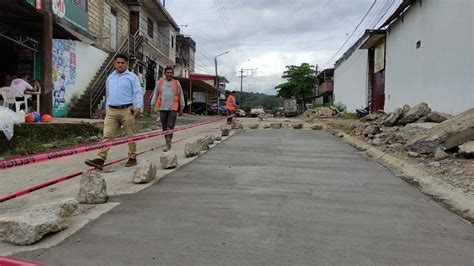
[108,104,132,109]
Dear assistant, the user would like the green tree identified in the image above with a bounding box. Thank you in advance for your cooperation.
[275,63,316,99]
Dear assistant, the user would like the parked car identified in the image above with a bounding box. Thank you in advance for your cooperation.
[208,103,227,115]
[183,102,208,115]
[236,109,246,117]
[250,106,265,117]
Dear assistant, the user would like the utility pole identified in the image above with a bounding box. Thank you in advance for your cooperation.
[214,51,230,115]
[40,0,53,115]
[239,68,255,108]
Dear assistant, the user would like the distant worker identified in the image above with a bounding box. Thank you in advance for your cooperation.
[150,66,185,152]
[226,91,238,124]
[85,54,143,169]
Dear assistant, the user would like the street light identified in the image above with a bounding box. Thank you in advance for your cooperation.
[214,51,230,115]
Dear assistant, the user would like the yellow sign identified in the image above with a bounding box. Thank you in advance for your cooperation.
[374,40,385,73]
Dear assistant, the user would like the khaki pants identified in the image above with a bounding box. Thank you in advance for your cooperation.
[98,107,136,159]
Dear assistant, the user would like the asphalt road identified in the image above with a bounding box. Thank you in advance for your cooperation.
[14,129,474,265]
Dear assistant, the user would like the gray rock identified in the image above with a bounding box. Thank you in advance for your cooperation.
[201,135,214,145]
[77,172,108,204]
[263,124,270,129]
[292,123,303,129]
[231,120,243,129]
[221,128,230,137]
[160,153,178,169]
[372,138,384,146]
[383,108,403,127]
[363,125,380,136]
[360,113,380,122]
[406,108,474,154]
[185,142,201,158]
[133,160,157,184]
[459,141,474,157]
[248,123,260,129]
[397,102,431,125]
[408,151,420,158]
[434,150,450,161]
[0,198,78,245]
[197,139,210,151]
[415,116,428,123]
[336,133,344,138]
[404,123,438,130]
[426,112,449,123]
[402,105,411,115]
[270,123,282,129]
[311,124,323,130]
[214,136,222,141]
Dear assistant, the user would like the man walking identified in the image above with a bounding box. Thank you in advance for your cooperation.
[151,66,185,152]
[226,91,238,124]
[85,54,143,169]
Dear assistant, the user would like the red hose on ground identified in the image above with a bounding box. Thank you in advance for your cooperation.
[0,133,200,203]
[0,117,227,171]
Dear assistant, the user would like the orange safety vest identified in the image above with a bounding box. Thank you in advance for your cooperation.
[226,95,237,111]
[155,79,180,111]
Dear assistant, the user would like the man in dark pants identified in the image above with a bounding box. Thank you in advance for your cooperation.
[151,66,185,152]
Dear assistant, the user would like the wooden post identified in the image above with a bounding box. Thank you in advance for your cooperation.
[40,0,53,115]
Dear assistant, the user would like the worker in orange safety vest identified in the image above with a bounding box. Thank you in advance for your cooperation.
[226,91,238,124]
[151,66,185,152]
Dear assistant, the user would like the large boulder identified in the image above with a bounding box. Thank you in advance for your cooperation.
[426,111,449,123]
[185,142,201,158]
[383,108,403,127]
[133,160,157,184]
[160,152,178,169]
[292,123,303,129]
[221,128,230,137]
[248,123,260,129]
[0,198,78,245]
[77,172,108,204]
[270,123,282,129]
[214,136,222,141]
[363,125,380,136]
[459,141,474,157]
[397,102,431,125]
[197,139,210,151]
[231,119,243,129]
[406,108,474,154]
[201,135,215,145]
[311,124,323,130]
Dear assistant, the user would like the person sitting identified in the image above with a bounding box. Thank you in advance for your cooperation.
[9,75,36,111]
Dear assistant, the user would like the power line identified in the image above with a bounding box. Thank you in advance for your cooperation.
[324,0,378,67]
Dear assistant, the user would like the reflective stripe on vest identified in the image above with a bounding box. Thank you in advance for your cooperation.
[226,95,236,111]
[156,79,180,111]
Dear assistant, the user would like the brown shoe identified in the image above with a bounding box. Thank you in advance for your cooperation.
[125,158,137,167]
[163,144,171,152]
[85,158,105,170]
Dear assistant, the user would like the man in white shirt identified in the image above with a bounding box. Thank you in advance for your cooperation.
[10,75,35,98]
[9,75,37,110]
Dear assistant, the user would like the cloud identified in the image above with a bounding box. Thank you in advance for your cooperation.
[166,0,400,94]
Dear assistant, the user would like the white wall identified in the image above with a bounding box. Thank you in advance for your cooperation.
[385,0,474,114]
[334,48,369,112]
[74,41,108,100]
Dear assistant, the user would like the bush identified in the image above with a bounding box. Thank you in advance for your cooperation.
[333,101,347,113]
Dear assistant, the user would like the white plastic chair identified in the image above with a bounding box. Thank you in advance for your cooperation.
[0,87,28,112]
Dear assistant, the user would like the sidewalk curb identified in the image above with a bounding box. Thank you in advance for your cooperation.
[327,129,474,223]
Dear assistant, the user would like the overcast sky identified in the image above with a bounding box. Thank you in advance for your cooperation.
[166,0,401,95]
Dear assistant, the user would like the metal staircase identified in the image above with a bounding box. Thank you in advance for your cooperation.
[68,32,144,118]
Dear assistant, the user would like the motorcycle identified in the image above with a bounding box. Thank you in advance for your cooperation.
[356,105,370,118]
